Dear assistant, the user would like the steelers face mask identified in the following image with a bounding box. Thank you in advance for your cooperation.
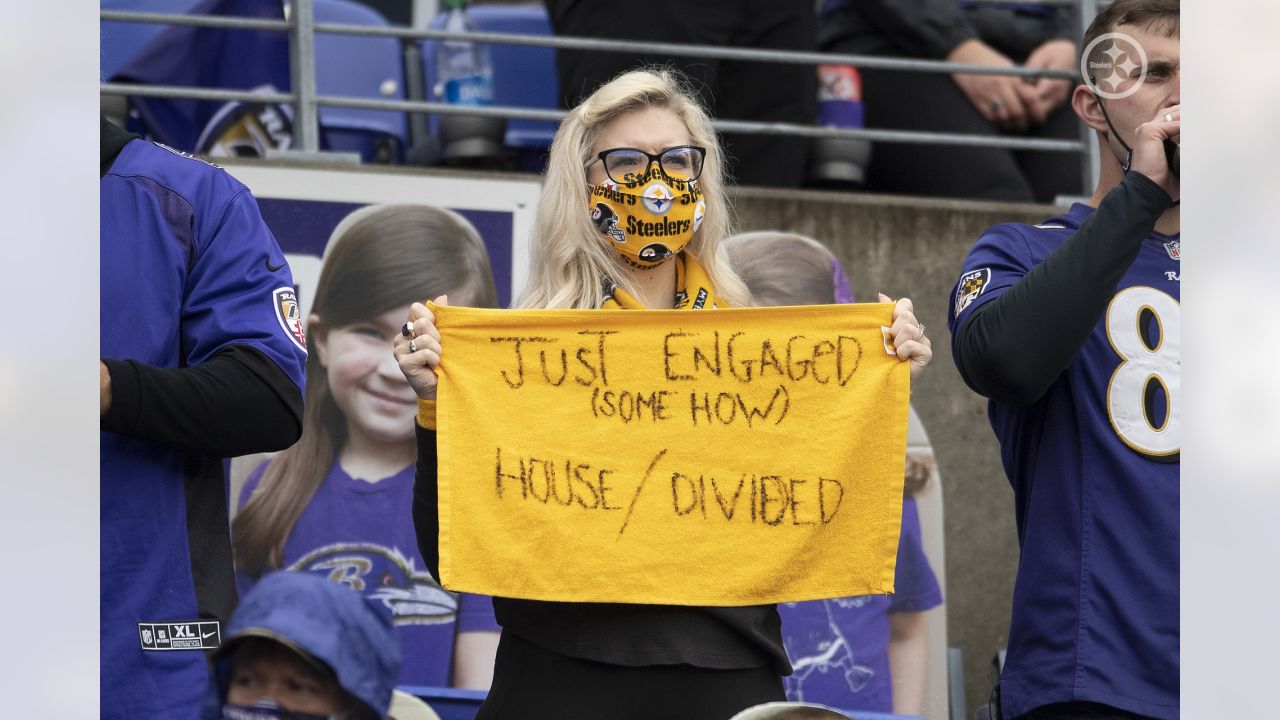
[586,146,708,268]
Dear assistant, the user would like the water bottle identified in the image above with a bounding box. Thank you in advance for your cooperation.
[809,64,872,187]
[433,0,505,164]
[436,0,494,106]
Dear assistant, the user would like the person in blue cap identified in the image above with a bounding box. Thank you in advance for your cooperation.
[203,571,400,720]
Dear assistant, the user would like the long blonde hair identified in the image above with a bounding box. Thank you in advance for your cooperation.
[517,68,750,309]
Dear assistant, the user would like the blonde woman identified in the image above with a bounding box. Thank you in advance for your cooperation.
[394,69,933,719]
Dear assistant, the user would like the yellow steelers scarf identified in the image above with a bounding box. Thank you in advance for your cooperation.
[601,253,721,310]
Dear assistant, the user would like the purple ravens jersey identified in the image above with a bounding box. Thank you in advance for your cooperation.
[947,204,1179,719]
[237,461,500,687]
[101,139,306,720]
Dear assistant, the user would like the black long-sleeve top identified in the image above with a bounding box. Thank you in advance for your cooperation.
[951,172,1174,405]
[101,347,303,457]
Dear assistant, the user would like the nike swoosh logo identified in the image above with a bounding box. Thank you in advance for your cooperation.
[265,258,286,272]
[202,630,217,639]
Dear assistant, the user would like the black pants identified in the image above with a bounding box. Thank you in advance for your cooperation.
[476,631,786,720]
[851,65,1083,203]
[543,0,816,188]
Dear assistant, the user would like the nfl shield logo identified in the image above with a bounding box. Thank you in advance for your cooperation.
[1164,240,1180,260]
[273,287,307,351]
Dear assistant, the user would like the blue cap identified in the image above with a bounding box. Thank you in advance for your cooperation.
[209,572,400,719]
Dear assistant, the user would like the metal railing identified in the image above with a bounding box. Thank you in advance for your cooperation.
[100,0,1100,190]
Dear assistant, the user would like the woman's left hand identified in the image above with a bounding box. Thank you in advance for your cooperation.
[879,293,932,382]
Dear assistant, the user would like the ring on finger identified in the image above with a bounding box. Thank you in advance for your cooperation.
[917,323,926,340]
[1164,112,1173,123]
[402,321,415,339]
[409,339,418,353]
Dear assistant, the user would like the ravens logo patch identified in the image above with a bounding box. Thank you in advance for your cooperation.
[954,268,991,318]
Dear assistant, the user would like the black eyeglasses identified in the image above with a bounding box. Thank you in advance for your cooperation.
[587,145,706,185]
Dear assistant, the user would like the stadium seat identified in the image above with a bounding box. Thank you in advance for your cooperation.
[420,4,559,162]
[399,686,485,720]
[314,0,408,163]
[100,0,204,79]
[103,0,407,162]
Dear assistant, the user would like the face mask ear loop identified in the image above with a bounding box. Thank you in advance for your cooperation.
[1091,86,1134,172]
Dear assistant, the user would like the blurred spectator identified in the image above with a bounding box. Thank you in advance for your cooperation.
[111,0,295,158]
[233,204,501,689]
[543,0,816,188]
[725,231,943,715]
[723,231,856,307]
[202,571,398,720]
[820,0,1083,203]
[101,115,307,720]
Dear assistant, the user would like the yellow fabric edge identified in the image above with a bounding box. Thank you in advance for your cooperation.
[880,359,913,595]
[424,583,899,607]
[427,301,896,325]
[435,391,452,589]
[416,398,437,430]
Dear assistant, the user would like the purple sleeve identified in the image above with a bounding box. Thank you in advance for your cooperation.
[889,497,943,613]
[182,188,307,394]
[455,593,500,633]
[946,224,1038,337]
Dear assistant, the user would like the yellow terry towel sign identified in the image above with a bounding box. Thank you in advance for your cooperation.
[433,303,910,605]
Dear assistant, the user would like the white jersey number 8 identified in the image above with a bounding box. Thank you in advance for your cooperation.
[1105,286,1180,458]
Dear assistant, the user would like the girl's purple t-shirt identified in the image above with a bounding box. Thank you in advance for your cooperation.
[237,460,499,687]
[779,497,942,712]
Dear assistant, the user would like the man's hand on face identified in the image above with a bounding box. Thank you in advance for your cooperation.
[1128,104,1180,199]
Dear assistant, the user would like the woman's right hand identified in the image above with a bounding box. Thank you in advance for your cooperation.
[394,296,446,399]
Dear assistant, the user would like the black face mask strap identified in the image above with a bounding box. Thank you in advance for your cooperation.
[1091,87,1134,171]
[1090,79,1180,207]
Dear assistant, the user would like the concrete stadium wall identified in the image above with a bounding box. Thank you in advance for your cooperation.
[731,184,1062,716]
